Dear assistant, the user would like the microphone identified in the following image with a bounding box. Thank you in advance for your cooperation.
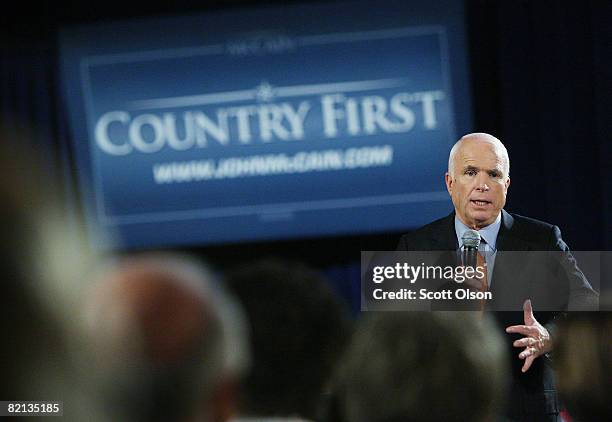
[462,229,481,270]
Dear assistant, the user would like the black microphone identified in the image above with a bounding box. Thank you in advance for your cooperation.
[461,229,481,270]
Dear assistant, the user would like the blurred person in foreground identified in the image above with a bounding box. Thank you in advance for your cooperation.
[224,259,352,422]
[0,132,102,420]
[83,253,250,422]
[333,312,508,422]
[553,300,612,422]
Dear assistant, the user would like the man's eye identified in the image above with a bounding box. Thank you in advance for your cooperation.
[465,169,477,176]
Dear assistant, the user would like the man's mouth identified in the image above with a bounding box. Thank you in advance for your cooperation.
[470,199,492,206]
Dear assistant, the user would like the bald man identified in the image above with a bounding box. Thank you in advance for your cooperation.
[397,133,598,422]
[84,254,249,422]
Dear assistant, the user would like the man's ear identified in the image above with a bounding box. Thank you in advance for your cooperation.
[215,377,240,422]
[445,172,453,195]
[504,176,511,194]
[208,377,240,422]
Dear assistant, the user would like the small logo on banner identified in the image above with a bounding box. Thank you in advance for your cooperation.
[226,32,297,56]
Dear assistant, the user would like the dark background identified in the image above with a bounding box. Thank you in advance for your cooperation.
[1,0,609,311]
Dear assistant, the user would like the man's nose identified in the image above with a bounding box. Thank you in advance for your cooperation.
[475,174,490,191]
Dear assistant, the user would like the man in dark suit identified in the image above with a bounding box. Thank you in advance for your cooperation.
[396,133,598,421]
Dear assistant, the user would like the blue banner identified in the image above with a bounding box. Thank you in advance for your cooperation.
[61,0,472,248]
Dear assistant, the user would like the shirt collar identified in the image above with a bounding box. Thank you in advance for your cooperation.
[454,212,502,251]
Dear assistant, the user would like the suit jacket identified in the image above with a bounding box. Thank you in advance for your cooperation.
[396,210,598,422]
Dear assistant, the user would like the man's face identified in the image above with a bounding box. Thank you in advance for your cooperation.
[445,139,510,229]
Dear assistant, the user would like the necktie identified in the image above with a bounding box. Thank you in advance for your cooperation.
[477,243,488,311]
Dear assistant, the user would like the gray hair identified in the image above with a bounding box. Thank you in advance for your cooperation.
[448,132,510,177]
[0,132,105,421]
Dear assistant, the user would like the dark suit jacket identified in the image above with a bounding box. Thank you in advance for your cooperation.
[396,210,598,422]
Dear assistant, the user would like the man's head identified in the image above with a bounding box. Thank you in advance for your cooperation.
[84,253,249,422]
[225,259,351,420]
[0,134,101,421]
[335,312,507,422]
[445,133,510,229]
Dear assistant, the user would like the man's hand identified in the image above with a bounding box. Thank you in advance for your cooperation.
[505,299,552,373]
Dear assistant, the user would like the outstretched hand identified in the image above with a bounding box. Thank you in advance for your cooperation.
[505,299,552,373]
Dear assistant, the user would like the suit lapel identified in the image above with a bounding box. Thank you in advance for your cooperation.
[496,210,529,251]
[430,212,459,250]
[490,210,531,309]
